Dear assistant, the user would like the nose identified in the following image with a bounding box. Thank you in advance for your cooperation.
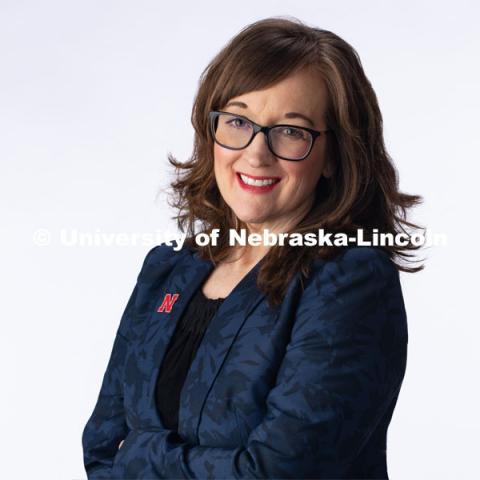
[244,130,275,167]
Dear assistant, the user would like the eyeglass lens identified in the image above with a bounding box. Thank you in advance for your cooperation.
[214,113,313,160]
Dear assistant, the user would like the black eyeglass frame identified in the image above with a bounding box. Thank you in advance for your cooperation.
[208,110,331,161]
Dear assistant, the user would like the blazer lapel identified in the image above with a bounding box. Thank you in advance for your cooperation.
[137,249,213,429]
[178,251,266,443]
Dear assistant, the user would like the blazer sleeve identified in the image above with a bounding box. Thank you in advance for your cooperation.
[81,245,162,479]
[139,247,409,479]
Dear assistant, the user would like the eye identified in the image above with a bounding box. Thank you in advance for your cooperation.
[281,127,307,140]
[226,116,251,130]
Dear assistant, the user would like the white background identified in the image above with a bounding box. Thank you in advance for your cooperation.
[1,1,478,478]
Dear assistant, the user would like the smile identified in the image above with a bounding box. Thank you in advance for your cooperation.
[236,172,281,193]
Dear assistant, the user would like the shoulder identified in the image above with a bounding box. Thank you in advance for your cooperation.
[137,240,192,277]
[294,247,406,340]
[143,239,191,263]
[133,241,193,300]
[306,246,399,294]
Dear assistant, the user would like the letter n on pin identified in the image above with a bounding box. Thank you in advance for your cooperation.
[157,293,180,313]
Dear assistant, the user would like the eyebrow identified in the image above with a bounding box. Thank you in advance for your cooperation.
[224,101,315,128]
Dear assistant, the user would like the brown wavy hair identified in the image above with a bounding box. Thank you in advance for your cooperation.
[159,16,425,308]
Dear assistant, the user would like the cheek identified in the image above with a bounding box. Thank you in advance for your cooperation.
[214,144,232,167]
[213,147,239,191]
[213,146,227,179]
[290,148,327,187]
[284,163,317,188]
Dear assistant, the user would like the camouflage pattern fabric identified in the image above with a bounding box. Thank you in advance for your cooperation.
[82,242,408,479]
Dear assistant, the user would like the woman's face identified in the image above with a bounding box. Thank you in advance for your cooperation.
[213,66,331,235]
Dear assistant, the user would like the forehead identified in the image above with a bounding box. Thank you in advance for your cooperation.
[226,67,328,121]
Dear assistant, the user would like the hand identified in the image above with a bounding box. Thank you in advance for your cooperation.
[118,439,124,450]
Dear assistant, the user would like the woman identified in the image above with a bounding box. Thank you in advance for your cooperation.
[82,17,423,479]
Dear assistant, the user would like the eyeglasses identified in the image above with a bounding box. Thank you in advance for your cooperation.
[208,110,331,161]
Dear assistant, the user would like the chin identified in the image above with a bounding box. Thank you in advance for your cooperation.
[229,205,276,228]
[235,217,271,229]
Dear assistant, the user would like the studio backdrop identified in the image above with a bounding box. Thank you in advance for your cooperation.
[0,1,478,479]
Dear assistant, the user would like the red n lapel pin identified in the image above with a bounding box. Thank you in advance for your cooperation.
[157,293,180,313]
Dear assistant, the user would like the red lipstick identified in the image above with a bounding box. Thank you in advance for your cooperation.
[236,172,281,194]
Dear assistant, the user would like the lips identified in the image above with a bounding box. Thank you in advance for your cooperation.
[236,172,281,193]
[237,171,281,181]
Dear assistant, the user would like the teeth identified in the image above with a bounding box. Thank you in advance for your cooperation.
[240,174,278,187]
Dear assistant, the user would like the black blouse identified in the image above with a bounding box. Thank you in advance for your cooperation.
[155,286,225,431]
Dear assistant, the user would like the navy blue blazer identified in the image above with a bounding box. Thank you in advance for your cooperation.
[82,242,408,479]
